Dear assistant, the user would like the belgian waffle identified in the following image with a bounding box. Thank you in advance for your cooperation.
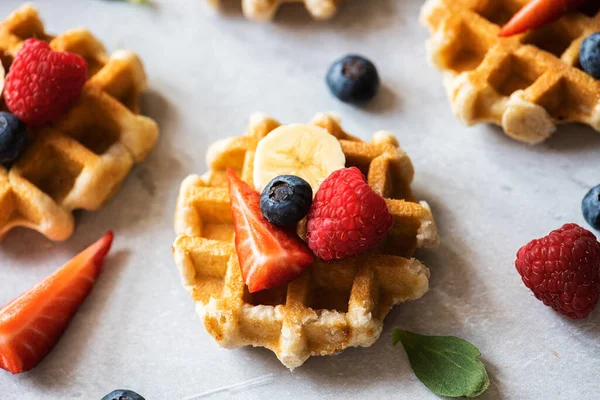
[421,0,600,144]
[173,112,439,369]
[0,5,159,241]
[207,0,343,21]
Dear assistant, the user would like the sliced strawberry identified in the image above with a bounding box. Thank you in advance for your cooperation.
[227,168,314,293]
[0,232,113,374]
[499,0,588,37]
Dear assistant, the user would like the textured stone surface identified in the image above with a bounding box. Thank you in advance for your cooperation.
[0,0,598,398]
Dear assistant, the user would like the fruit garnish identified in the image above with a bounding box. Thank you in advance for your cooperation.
[580,32,600,79]
[326,54,380,104]
[228,168,314,293]
[306,167,393,261]
[393,329,490,398]
[252,124,345,193]
[583,184,600,230]
[102,389,146,400]
[0,112,27,167]
[0,232,113,374]
[515,223,600,319]
[260,175,313,227]
[498,0,588,37]
[4,38,87,126]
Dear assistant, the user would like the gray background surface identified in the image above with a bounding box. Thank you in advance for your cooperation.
[0,0,599,399]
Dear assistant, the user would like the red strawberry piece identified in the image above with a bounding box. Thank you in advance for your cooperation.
[306,167,394,261]
[0,232,113,374]
[227,168,314,293]
[498,0,588,37]
[515,223,600,319]
[4,38,88,126]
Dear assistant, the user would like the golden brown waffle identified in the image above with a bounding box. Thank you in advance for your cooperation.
[421,0,600,144]
[173,112,438,369]
[0,5,159,241]
[207,0,343,21]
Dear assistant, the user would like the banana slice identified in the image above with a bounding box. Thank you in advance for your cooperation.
[253,124,346,193]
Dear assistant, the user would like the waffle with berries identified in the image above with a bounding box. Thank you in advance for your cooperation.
[0,5,159,241]
[421,0,600,144]
[173,112,438,369]
[206,0,343,21]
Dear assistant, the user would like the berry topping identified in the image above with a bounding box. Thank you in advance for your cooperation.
[260,175,313,227]
[228,168,314,293]
[582,185,600,230]
[498,0,588,37]
[102,390,146,400]
[0,112,26,167]
[4,38,87,126]
[326,55,380,104]
[306,167,394,261]
[580,32,600,79]
[515,223,600,319]
[0,232,113,374]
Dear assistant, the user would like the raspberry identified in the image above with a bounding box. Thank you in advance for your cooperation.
[4,38,87,126]
[306,167,394,260]
[515,223,600,319]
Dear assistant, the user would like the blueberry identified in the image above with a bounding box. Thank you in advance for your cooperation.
[260,175,312,227]
[582,185,600,230]
[580,32,600,79]
[0,112,27,167]
[326,55,380,104]
[101,389,145,400]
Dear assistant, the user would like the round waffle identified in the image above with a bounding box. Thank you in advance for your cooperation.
[0,5,160,241]
[207,0,344,22]
[173,112,439,369]
[421,0,600,144]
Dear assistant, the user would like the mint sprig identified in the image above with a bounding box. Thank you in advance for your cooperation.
[392,329,490,398]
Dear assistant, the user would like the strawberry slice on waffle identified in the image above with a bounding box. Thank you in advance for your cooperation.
[227,168,314,293]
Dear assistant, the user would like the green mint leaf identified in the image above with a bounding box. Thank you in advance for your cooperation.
[392,329,490,398]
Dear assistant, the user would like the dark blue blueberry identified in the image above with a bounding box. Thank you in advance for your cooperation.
[326,55,380,104]
[101,389,145,400]
[260,175,312,227]
[0,111,27,167]
[580,32,600,79]
[582,185,600,230]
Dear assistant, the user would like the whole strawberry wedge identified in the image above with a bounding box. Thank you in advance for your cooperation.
[0,232,113,374]
[499,0,589,37]
[227,168,314,293]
